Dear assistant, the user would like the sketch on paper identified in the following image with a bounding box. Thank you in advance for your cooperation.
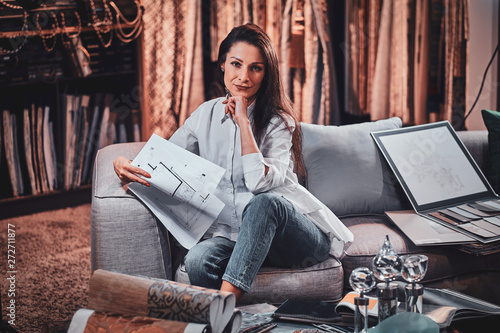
[128,134,226,249]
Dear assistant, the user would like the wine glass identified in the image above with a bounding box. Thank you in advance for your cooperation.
[349,267,376,333]
[401,254,429,313]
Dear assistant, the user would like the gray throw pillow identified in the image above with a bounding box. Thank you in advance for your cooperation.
[301,118,407,217]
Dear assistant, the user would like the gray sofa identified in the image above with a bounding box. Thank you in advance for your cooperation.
[91,117,500,306]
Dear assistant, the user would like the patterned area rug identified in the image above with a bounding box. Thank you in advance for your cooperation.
[0,204,91,333]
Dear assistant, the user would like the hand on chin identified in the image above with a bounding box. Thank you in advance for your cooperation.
[223,95,251,127]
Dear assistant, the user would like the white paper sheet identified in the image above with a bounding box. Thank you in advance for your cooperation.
[129,134,226,249]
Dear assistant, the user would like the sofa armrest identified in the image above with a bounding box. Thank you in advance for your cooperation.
[91,142,173,279]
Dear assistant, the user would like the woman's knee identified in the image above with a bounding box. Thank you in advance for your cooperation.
[184,242,210,274]
[239,193,293,237]
[183,238,233,287]
[244,193,287,215]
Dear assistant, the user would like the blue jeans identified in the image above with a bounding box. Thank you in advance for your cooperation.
[184,193,331,292]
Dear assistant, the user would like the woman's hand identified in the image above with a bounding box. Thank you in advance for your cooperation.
[222,95,267,175]
[222,95,250,128]
[113,156,151,186]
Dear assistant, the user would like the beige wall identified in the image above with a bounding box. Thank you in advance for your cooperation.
[466,0,499,130]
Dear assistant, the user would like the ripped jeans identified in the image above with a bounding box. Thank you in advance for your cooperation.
[184,192,331,292]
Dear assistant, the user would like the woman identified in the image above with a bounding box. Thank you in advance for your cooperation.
[114,23,353,301]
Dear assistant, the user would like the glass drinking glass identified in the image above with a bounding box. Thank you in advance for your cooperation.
[401,254,429,313]
[349,267,376,333]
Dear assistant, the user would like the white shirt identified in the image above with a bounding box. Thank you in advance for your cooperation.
[169,97,353,258]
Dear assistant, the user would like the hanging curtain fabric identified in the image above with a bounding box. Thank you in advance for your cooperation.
[370,0,409,122]
[280,0,341,125]
[211,0,282,62]
[443,0,469,129]
[141,0,205,139]
[211,0,340,124]
[345,0,381,117]
[346,0,468,128]
[413,0,430,125]
[142,0,341,137]
[210,0,339,125]
[283,0,322,124]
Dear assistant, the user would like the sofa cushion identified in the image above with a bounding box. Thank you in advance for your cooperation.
[301,118,408,217]
[175,257,344,305]
[482,109,500,194]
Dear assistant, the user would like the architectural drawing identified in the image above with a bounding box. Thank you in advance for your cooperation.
[128,134,225,249]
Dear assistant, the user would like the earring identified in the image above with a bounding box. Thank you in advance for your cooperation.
[221,68,224,72]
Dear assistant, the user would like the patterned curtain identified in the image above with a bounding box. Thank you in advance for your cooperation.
[141,0,340,139]
[345,0,469,129]
[281,0,341,125]
[443,0,469,129]
[370,0,409,123]
[346,0,381,118]
[141,0,205,139]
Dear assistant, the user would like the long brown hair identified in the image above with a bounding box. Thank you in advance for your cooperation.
[217,23,305,178]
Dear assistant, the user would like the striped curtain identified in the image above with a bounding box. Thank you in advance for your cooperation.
[141,0,205,139]
[345,0,469,129]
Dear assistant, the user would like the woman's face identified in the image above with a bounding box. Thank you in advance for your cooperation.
[221,42,266,104]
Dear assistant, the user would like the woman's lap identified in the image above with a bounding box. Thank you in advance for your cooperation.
[184,193,331,291]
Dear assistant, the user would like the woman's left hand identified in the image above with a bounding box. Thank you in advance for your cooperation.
[222,95,250,127]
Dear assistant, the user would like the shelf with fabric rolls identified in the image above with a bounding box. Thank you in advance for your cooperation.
[0,0,145,215]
